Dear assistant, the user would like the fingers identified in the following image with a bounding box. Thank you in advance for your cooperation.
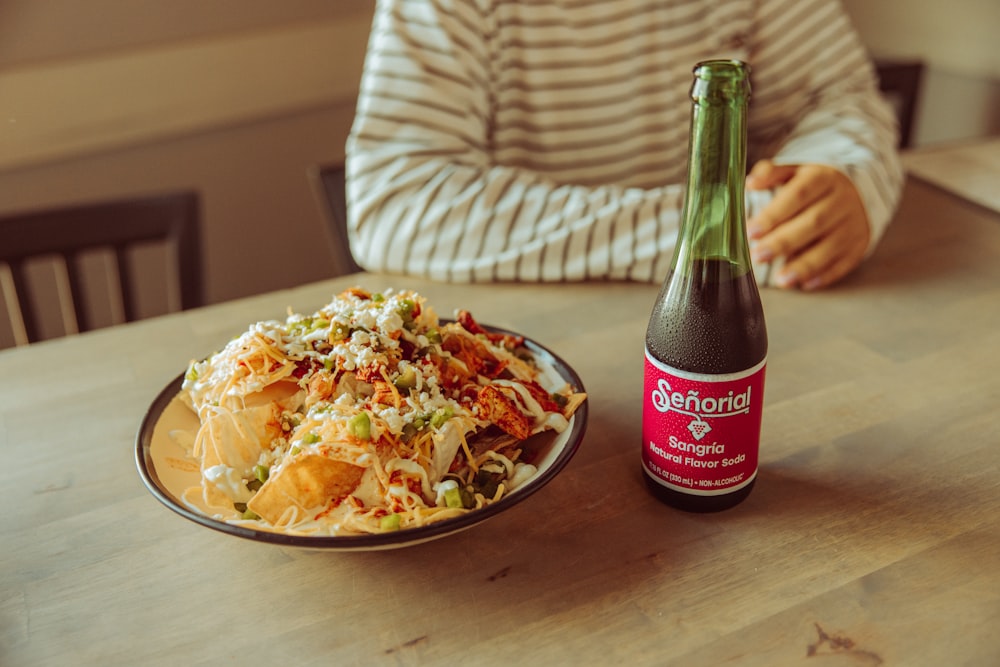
[747,164,836,241]
[771,222,869,290]
[745,159,797,190]
[751,179,844,263]
[748,165,871,290]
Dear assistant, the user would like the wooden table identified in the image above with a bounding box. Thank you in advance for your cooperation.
[903,136,1000,214]
[2,177,999,666]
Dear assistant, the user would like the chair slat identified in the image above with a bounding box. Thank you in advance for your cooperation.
[114,244,138,323]
[0,191,202,347]
[65,252,90,333]
[8,260,41,344]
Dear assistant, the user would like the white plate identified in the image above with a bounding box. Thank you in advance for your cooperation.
[135,325,588,551]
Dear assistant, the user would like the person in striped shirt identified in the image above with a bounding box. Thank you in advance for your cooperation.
[345,0,904,290]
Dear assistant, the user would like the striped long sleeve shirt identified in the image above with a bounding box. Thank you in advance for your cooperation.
[345,0,904,284]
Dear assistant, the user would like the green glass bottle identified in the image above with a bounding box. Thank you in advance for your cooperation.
[641,60,768,512]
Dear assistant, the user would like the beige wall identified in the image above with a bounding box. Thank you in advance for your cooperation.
[1,1,997,345]
[842,0,999,79]
[0,2,373,347]
[842,0,1000,145]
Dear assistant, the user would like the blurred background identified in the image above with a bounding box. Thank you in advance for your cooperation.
[0,0,997,320]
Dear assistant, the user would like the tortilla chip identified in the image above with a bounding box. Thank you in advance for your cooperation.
[247,453,364,525]
[562,391,587,418]
[198,404,276,471]
[243,380,303,411]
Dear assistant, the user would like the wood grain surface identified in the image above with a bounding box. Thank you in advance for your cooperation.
[1,177,998,666]
[903,137,1000,214]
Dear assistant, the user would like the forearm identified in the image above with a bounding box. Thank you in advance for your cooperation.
[347,150,682,283]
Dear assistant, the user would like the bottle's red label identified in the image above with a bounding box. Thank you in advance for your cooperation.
[642,349,765,495]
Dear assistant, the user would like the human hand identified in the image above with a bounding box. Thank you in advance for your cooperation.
[745,160,870,290]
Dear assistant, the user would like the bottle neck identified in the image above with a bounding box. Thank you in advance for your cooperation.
[671,65,751,276]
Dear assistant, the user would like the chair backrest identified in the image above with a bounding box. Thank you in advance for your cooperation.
[0,191,202,347]
[308,164,363,275]
[875,60,925,149]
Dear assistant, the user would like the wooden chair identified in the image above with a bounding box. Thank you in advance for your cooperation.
[875,60,925,149]
[0,191,202,347]
[308,164,363,275]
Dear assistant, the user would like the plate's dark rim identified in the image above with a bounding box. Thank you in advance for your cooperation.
[134,324,588,550]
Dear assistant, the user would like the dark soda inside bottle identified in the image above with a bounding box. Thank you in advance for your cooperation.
[646,258,767,376]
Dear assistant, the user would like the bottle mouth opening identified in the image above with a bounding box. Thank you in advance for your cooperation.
[691,60,751,101]
[693,59,751,80]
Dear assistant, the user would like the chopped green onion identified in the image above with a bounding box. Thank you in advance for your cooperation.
[396,298,417,330]
[393,366,417,391]
[349,412,371,441]
[425,328,442,345]
[241,509,259,520]
[331,322,351,340]
[401,423,418,442]
[474,469,503,499]
[443,486,463,509]
[379,513,400,531]
[430,406,453,429]
[303,432,321,445]
[253,464,269,484]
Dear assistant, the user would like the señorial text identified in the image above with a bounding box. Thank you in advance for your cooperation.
[650,379,752,417]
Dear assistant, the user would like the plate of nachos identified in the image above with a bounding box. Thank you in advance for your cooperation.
[136,287,587,550]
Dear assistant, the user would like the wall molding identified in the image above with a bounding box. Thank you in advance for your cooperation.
[0,17,370,172]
